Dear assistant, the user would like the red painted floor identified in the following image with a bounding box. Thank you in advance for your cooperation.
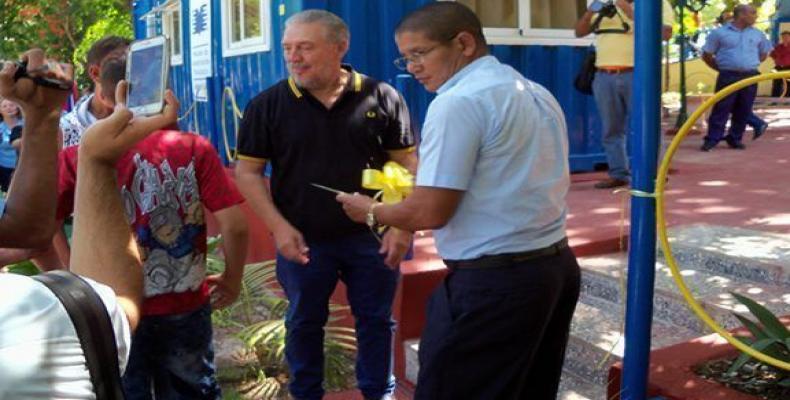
[568,108,790,254]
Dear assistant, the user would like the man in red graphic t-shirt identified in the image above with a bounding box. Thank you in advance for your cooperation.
[771,31,790,97]
[56,56,249,400]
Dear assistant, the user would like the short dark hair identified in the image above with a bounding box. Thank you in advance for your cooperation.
[99,56,126,103]
[395,2,487,48]
[782,31,790,36]
[86,36,131,67]
[733,4,751,18]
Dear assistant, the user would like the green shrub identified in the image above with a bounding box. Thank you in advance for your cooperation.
[727,292,790,387]
[207,237,357,398]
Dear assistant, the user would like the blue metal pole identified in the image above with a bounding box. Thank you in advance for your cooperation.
[621,0,662,399]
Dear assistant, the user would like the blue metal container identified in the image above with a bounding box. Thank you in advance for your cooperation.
[133,0,605,170]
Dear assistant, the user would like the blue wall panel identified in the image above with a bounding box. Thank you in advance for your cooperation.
[134,0,605,171]
[491,45,604,172]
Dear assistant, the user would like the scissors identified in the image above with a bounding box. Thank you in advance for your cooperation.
[310,183,347,195]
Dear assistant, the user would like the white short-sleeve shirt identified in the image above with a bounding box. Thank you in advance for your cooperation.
[0,273,131,399]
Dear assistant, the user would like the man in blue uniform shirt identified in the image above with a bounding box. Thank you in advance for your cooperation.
[701,4,772,151]
[337,3,580,399]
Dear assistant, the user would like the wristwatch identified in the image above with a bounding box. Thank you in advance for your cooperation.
[366,203,381,228]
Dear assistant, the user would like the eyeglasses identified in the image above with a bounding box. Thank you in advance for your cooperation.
[393,44,444,71]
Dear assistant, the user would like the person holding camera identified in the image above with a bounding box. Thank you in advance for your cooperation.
[575,0,672,189]
[700,4,772,151]
[0,48,177,399]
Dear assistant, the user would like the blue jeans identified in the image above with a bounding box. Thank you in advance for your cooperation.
[705,70,759,145]
[277,232,399,400]
[746,113,765,131]
[593,70,633,181]
[122,303,221,400]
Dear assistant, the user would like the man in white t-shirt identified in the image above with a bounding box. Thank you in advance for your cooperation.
[0,48,179,399]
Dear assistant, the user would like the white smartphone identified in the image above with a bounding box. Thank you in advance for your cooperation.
[126,36,169,116]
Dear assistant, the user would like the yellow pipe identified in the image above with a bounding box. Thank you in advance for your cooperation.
[657,70,790,371]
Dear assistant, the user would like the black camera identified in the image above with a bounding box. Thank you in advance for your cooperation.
[1,59,72,90]
[599,1,618,19]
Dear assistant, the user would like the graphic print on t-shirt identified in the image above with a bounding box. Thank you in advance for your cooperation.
[120,153,206,298]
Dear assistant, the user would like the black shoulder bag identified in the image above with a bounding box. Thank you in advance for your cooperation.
[574,47,597,95]
[33,270,126,400]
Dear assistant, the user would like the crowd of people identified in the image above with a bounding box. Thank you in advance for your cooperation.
[0,2,784,400]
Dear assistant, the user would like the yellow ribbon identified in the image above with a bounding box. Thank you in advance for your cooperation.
[361,161,413,203]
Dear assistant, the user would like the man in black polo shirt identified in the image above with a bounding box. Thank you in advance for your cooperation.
[234,9,416,400]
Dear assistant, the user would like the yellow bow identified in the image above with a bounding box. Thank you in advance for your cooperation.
[361,161,413,204]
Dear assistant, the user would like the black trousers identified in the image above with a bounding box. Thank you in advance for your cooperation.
[771,66,790,97]
[415,246,581,400]
[0,166,13,192]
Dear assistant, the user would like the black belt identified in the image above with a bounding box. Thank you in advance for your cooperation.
[444,238,568,270]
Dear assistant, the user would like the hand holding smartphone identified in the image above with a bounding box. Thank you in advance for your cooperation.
[126,36,169,116]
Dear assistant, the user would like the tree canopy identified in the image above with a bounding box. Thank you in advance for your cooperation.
[0,0,132,83]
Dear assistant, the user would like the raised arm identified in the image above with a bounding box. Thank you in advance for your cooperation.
[575,10,596,38]
[0,50,71,247]
[70,82,178,331]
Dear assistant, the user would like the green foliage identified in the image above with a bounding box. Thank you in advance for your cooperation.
[0,0,132,87]
[727,292,790,381]
[73,9,133,88]
[207,236,357,399]
[4,260,40,276]
[667,0,776,38]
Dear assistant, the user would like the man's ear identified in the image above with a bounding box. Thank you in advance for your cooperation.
[87,64,101,82]
[457,32,478,57]
[337,39,350,59]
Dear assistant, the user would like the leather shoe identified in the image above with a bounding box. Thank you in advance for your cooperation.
[727,141,746,150]
[594,178,628,189]
[700,142,715,152]
[753,123,768,140]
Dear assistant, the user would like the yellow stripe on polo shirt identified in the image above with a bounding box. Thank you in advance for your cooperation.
[236,154,267,163]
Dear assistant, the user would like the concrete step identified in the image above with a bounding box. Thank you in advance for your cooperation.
[563,297,699,386]
[665,224,790,287]
[558,370,607,400]
[579,252,789,333]
[404,339,419,386]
